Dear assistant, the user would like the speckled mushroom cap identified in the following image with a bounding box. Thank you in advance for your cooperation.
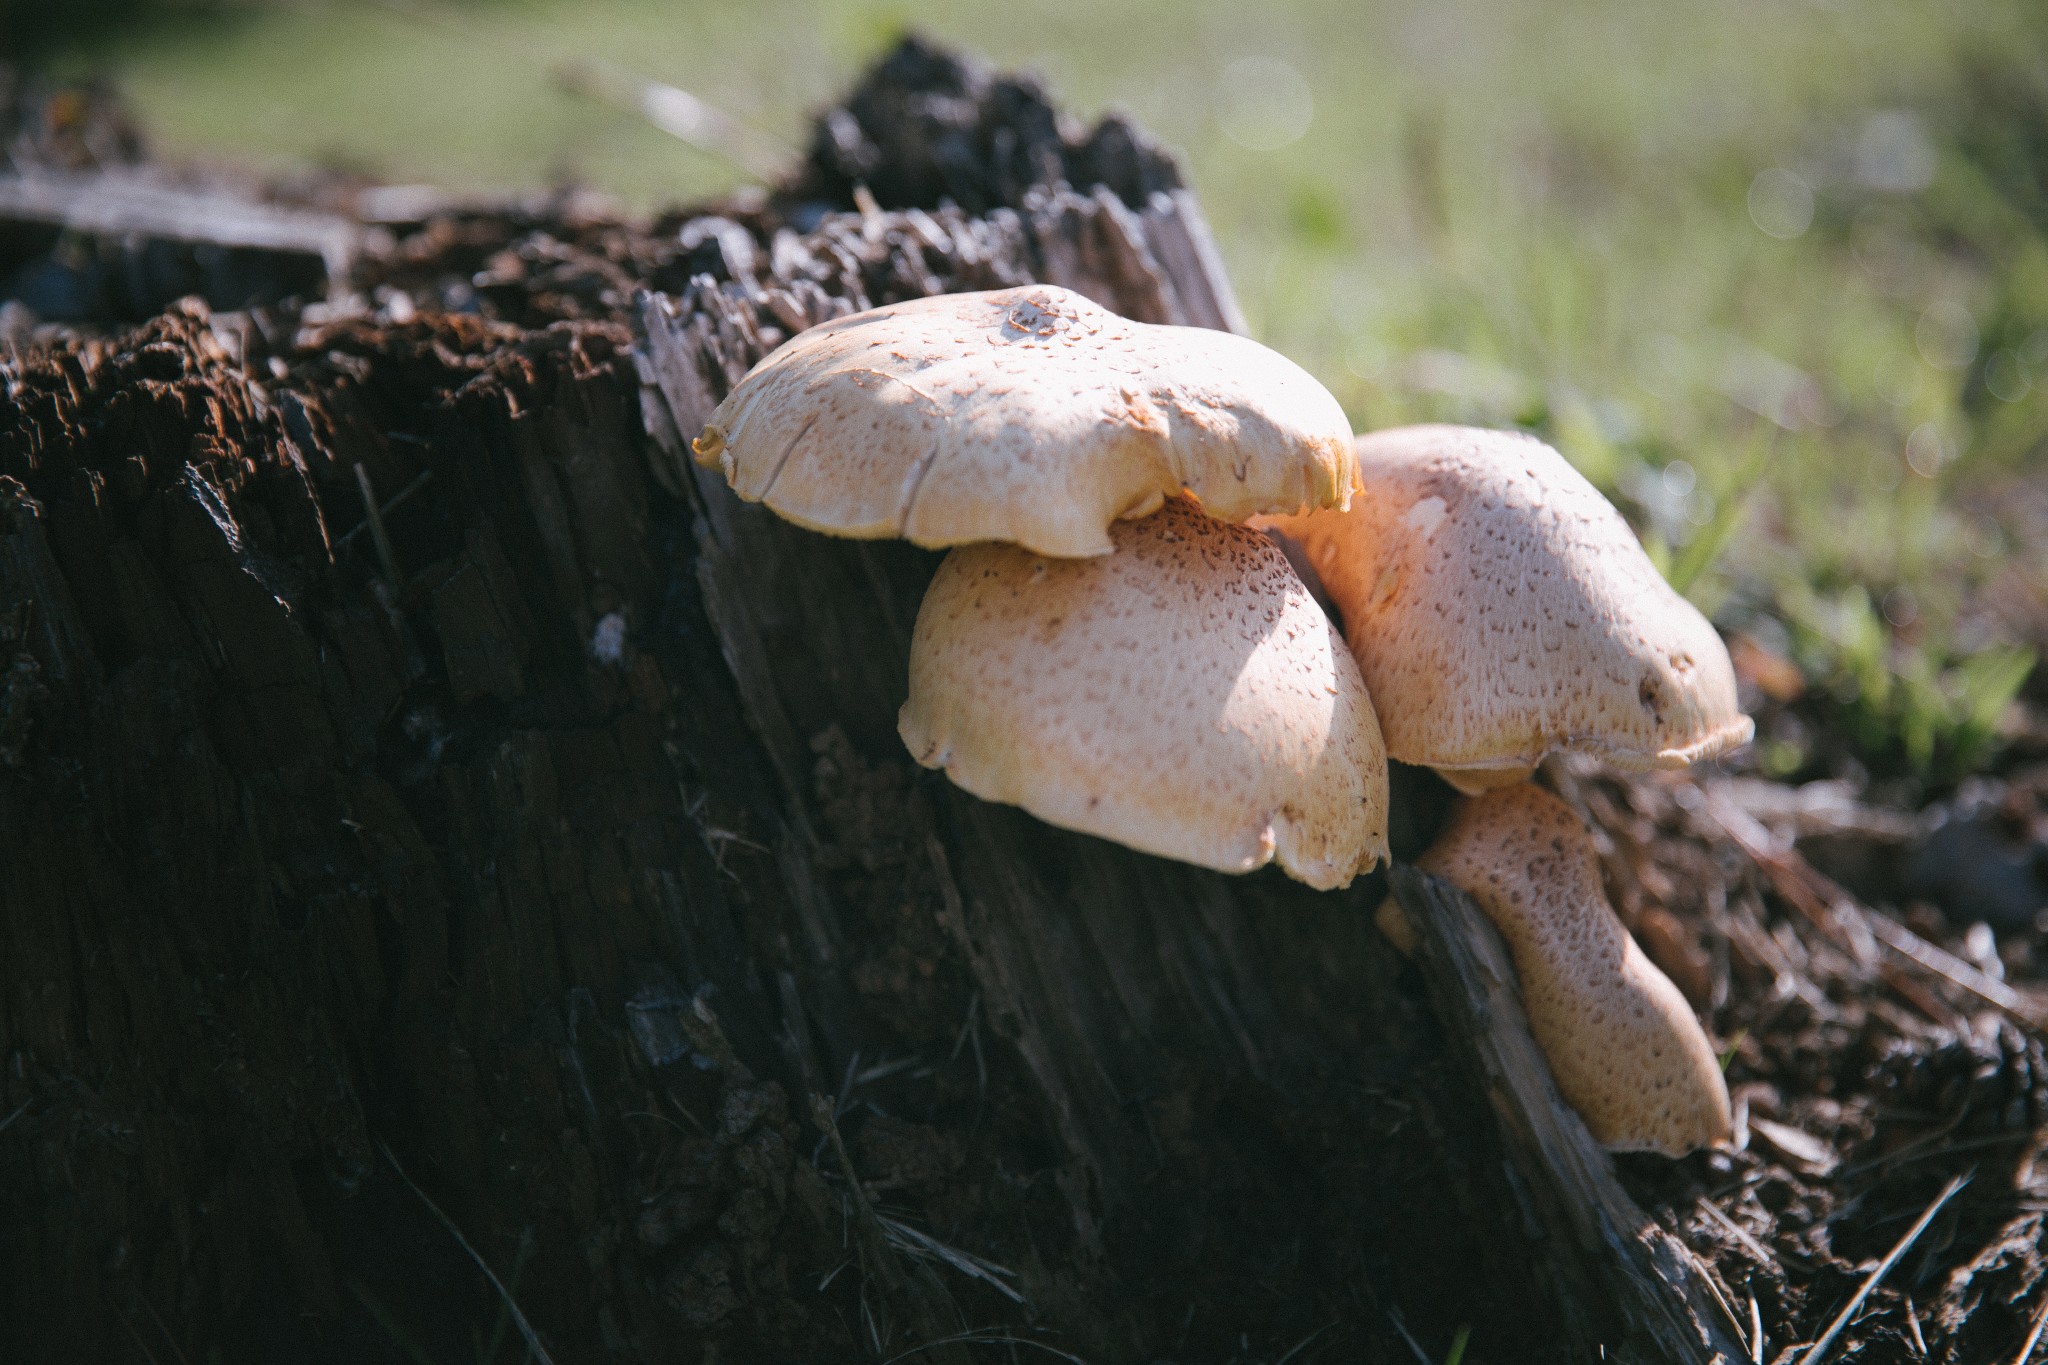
[692,285,1358,558]
[1417,782,1732,1156]
[1264,425,1752,793]
[899,498,1390,889]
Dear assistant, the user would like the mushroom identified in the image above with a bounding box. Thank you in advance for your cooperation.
[688,287,1380,884]
[1263,424,1751,794]
[899,497,1390,890]
[1413,782,1733,1156]
[692,285,1358,559]
[1263,424,1746,1152]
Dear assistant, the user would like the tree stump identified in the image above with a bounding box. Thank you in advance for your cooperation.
[0,37,1742,1365]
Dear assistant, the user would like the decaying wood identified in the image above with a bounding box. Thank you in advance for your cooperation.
[0,169,360,298]
[0,36,1859,1365]
[1390,868,1751,1364]
[632,123,1728,1361]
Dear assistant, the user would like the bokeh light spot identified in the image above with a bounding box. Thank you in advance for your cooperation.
[1855,109,1937,193]
[1904,422,1951,478]
[1748,168,1814,239]
[1915,300,1979,371]
[1218,57,1314,152]
[1984,350,2030,403]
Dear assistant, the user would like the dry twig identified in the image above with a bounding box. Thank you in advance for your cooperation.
[1698,1197,1776,1269]
[2013,1291,2048,1365]
[1795,1173,1969,1365]
[1707,793,2047,1035]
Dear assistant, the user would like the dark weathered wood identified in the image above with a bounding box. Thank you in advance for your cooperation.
[0,171,360,279]
[1140,188,1250,334]
[0,170,361,318]
[0,223,1550,1365]
[1391,866,1751,1365]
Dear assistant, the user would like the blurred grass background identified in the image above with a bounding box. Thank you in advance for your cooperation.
[11,0,2048,791]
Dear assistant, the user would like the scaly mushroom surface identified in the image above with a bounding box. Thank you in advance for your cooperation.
[1414,782,1733,1156]
[1265,424,1751,794]
[694,285,1358,558]
[900,498,1390,889]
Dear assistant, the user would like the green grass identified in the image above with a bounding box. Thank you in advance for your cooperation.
[30,0,2048,786]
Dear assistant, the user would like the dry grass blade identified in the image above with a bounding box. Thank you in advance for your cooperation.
[136,1294,192,1365]
[1856,908,2048,1035]
[875,1214,1026,1305]
[808,1094,982,1364]
[0,1099,29,1136]
[1272,1322,1337,1365]
[1795,1173,1969,1365]
[113,1302,163,1365]
[1698,1198,1776,1269]
[1706,794,2047,1035]
[1383,1306,1435,1365]
[554,59,793,181]
[365,0,790,179]
[879,1328,1090,1365]
[352,463,404,590]
[1697,1263,1753,1359]
[377,1139,557,1365]
[2013,1291,2048,1365]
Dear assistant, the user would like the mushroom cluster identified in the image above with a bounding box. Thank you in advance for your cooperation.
[696,284,1391,889]
[694,290,1751,1157]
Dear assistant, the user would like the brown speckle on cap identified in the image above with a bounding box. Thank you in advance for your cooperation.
[1263,425,1752,785]
[898,498,1390,889]
[697,286,1358,558]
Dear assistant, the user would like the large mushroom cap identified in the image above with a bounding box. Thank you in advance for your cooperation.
[1267,425,1751,791]
[1417,782,1732,1156]
[694,286,1358,558]
[899,498,1390,889]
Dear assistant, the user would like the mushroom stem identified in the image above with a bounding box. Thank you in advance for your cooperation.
[1411,782,1732,1157]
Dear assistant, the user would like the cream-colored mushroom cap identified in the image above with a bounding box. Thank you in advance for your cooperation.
[1417,782,1732,1156]
[693,285,1358,558]
[1265,425,1752,793]
[899,498,1389,889]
